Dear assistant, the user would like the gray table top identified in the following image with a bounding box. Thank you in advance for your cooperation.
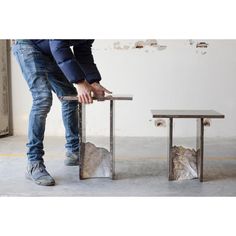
[60,94,133,101]
[151,110,225,118]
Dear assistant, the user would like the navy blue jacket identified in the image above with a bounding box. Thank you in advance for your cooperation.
[31,40,102,84]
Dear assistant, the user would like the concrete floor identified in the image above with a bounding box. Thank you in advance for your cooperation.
[0,136,236,196]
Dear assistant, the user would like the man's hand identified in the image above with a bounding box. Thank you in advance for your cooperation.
[90,82,112,98]
[76,80,93,104]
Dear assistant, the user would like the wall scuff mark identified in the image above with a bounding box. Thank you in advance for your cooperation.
[196,42,208,48]
[113,41,131,50]
[189,40,209,55]
[134,41,145,48]
[189,39,195,45]
[134,39,167,51]
[113,39,167,51]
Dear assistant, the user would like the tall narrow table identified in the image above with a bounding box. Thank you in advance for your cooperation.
[60,95,133,180]
[151,110,225,182]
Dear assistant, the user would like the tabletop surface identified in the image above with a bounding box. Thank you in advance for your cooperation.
[60,94,133,101]
[151,110,225,118]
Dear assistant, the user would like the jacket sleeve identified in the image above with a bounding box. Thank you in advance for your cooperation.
[49,40,85,83]
[73,40,102,84]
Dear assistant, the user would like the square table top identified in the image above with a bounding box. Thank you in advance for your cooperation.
[151,110,225,118]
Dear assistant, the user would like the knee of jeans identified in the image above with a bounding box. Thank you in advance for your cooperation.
[32,93,53,114]
[61,100,78,111]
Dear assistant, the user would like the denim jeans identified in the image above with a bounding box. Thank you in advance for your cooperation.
[12,40,80,162]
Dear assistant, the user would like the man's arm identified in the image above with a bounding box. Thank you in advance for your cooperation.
[73,40,102,84]
[49,40,85,84]
[49,40,111,102]
[74,40,112,97]
[49,40,93,104]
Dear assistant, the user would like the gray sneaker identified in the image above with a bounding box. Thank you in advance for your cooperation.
[25,161,55,186]
[64,152,80,166]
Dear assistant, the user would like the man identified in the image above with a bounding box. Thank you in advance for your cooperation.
[12,40,111,186]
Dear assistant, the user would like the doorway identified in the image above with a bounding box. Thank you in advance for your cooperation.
[0,40,11,136]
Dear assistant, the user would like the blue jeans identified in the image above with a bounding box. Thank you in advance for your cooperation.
[12,40,80,162]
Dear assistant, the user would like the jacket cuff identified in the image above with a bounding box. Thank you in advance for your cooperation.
[85,72,102,84]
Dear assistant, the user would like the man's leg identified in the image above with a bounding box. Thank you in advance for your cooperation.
[46,63,80,165]
[12,40,55,186]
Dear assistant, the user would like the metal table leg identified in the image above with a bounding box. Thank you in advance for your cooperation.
[110,100,115,179]
[196,118,204,182]
[167,118,173,180]
[79,103,86,180]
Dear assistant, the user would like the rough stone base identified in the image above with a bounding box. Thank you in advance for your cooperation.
[81,142,112,178]
[171,146,198,180]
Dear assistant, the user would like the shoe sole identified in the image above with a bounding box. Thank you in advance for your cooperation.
[64,162,80,166]
[25,172,55,186]
[64,160,80,166]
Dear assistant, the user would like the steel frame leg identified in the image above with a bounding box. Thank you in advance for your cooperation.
[196,118,204,182]
[167,118,173,181]
[110,100,115,180]
[79,103,86,180]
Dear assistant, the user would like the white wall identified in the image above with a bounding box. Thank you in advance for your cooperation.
[10,40,236,137]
